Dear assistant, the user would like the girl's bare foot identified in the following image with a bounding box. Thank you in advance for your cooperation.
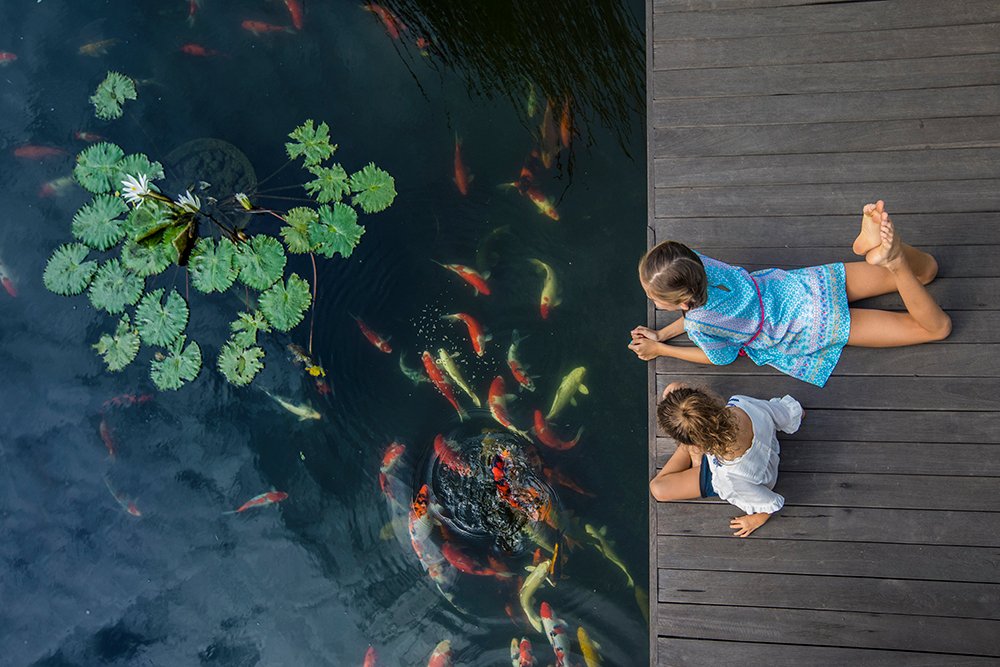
[853,200,885,255]
[865,212,904,269]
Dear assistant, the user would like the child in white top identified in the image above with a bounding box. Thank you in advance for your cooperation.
[649,382,803,537]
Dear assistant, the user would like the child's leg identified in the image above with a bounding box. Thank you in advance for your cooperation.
[848,201,938,300]
[650,445,702,501]
[847,216,952,347]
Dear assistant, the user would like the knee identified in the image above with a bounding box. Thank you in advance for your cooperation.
[916,255,939,285]
[649,479,667,502]
[929,314,952,341]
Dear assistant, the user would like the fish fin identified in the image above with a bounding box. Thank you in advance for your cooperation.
[468,174,475,183]
[471,396,482,408]
[570,397,577,406]
[579,384,589,395]
[484,333,493,342]
[483,270,491,279]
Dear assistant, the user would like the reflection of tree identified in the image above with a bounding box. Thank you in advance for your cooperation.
[374,0,644,155]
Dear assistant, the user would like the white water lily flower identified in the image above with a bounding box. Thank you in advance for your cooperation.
[235,192,252,211]
[176,190,201,213]
[121,174,150,207]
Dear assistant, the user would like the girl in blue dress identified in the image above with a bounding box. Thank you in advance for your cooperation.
[629,201,952,387]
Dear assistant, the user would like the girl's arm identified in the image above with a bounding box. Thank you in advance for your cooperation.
[730,512,771,537]
[629,338,713,364]
[658,317,686,341]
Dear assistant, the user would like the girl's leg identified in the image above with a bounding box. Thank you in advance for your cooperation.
[847,216,952,347]
[649,467,701,502]
[847,201,938,302]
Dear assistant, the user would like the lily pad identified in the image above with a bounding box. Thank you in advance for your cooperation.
[120,239,172,277]
[234,235,286,291]
[150,337,201,390]
[89,71,137,121]
[218,341,265,387]
[93,315,140,372]
[72,194,128,250]
[304,163,350,203]
[259,273,311,332]
[286,119,336,167]
[280,207,317,254]
[88,258,144,314]
[74,142,125,194]
[349,162,396,214]
[189,237,238,293]
[230,310,271,348]
[135,288,189,347]
[43,243,98,296]
[114,153,164,186]
[309,203,364,259]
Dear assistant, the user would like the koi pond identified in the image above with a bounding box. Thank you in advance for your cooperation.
[0,1,646,664]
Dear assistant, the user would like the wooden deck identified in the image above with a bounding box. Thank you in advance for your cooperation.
[646,1,1000,664]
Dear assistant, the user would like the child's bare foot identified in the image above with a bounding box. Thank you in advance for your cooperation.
[865,212,904,269]
[853,200,885,255]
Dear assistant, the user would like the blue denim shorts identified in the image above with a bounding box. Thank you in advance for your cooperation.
[699,454,717,498]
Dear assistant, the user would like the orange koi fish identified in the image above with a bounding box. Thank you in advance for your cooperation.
[507,330,535,392]
[0,261,16,298]
[284,0,304,30]
[511,637,536,667]
[453,134,472,195]
[102,393,153,411]
[242,20,294,35]
[99,417,116,460]
[0,52,17,65]
[433,261,491,295]
[379,441,407,501]
[527,188,559,221]
[488,376,529,438]
[78,39,118,57]
[73,131,104,142]
[13,145,67,160]
[543,465,592,497]
[353,316,392,353]
[364,3,405,39]
[180,43,221,57]
[440,542,503,577]
[226,490,288,514]
[559,98,573,149]
[433,434,471,476]
[364,646,378,667]
[421,351,467,421]
[104,478,141,517]
[427,640,452,667]
[539,99,560,169]
[533,410,582,451]
[442,312,491,357]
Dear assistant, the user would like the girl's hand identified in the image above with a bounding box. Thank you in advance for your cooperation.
[628,337,663,361]
[730,513,770,537]
[630,325,660,342]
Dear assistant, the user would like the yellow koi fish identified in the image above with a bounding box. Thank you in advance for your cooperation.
[263,390,321,421]
[436,348,481,407]
[585,524,634,588]
[546,367,588,420]
[577,627,603,667]
[520,559,551,633]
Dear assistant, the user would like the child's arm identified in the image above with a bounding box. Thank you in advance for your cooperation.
[628,339,713,364]
[631,316,685,343]
[723,479,783,537]
[730,512,771,537]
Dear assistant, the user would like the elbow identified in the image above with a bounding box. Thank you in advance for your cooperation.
[649,479,668,502]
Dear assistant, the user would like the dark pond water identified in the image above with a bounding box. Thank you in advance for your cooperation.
[0,1,646,664]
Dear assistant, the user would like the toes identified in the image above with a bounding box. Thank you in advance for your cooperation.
[875,200,885,214]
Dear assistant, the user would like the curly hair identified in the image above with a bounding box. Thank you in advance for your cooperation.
[638,241,708,309]
[657,386,739,458]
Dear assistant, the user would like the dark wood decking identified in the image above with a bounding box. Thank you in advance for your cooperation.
[647,1,1000,664]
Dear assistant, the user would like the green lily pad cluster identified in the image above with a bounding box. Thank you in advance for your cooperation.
[44,116,396,392]
[90,71,137,121]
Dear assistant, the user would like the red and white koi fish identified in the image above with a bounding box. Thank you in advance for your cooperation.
[539,602,575,667]
[434,434,472,476]
[528,259,560,319]
[225,490,288,514]
[0,261,16,297]
[13,145,67,160]
[422,351,467,421]
[507,330,535,392]
[363,646,378,667]
[510,638,536,667]
[433,261,491,296]
[104,478,141,517]
[180,43,221,57]
[488,376,529,439]
[354,316,392,353]
[533,410,582,451]
[283,0,304,30]
[242,20,294,35]
[453,134,472,195]
[73,131,105,143]
[99,417,116,460]
[38,175,75,198]
[409,485,458,601]
[442,312,491,357]
[527,188,559,221]
[440,542,505,577]
[427,640,452,667]
[379,441,407,502]
[0,52,17,65]
[364,3,406,39]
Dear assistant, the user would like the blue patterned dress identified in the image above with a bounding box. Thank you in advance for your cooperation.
[683,254,852,387]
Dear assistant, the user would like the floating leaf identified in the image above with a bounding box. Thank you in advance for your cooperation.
[150,336,201,390]
[218,341,265,387]
[44,243,98,296]
[74,142,125,194]
[135,288,189,347]
[309,203,364,259]
[259,273,311,332]
[349,162,396,214]
[285,119,336,167]
[114,153,164,185]
[280,207,317,254]
[93,315,140,372]
[189,237,237,293]
[89,71,137,120]
[71,194,128,250]
[126,199,178,248]
[304,163,350,204]
[234,235,286,290]
[120,239,172,277]
[230,310,271,348]
[88,259,144,314]
[161,217,198,265]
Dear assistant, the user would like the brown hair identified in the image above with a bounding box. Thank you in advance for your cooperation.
[657,386,738,458]
[638,241,707,309]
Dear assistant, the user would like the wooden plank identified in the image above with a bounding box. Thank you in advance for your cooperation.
[653,116,1000,157]
[655,0,834,12]
[654,179,1000,218]
[653,213,1000,248]
[654,23,1000,69]
[655,604,1000,655]
[655,344,1000,377]
[654,309,1000,344]
[656,536,1000,583]
[653,374,1000,411]
[657,569,1000,619]
[653,0,1000,38]
[653,86,1000,127]
[655,54,1000,99]
[656,637,1000,667]
[654,149,1000,187]
[653,438,1000,476]
[656,503,1000,547]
